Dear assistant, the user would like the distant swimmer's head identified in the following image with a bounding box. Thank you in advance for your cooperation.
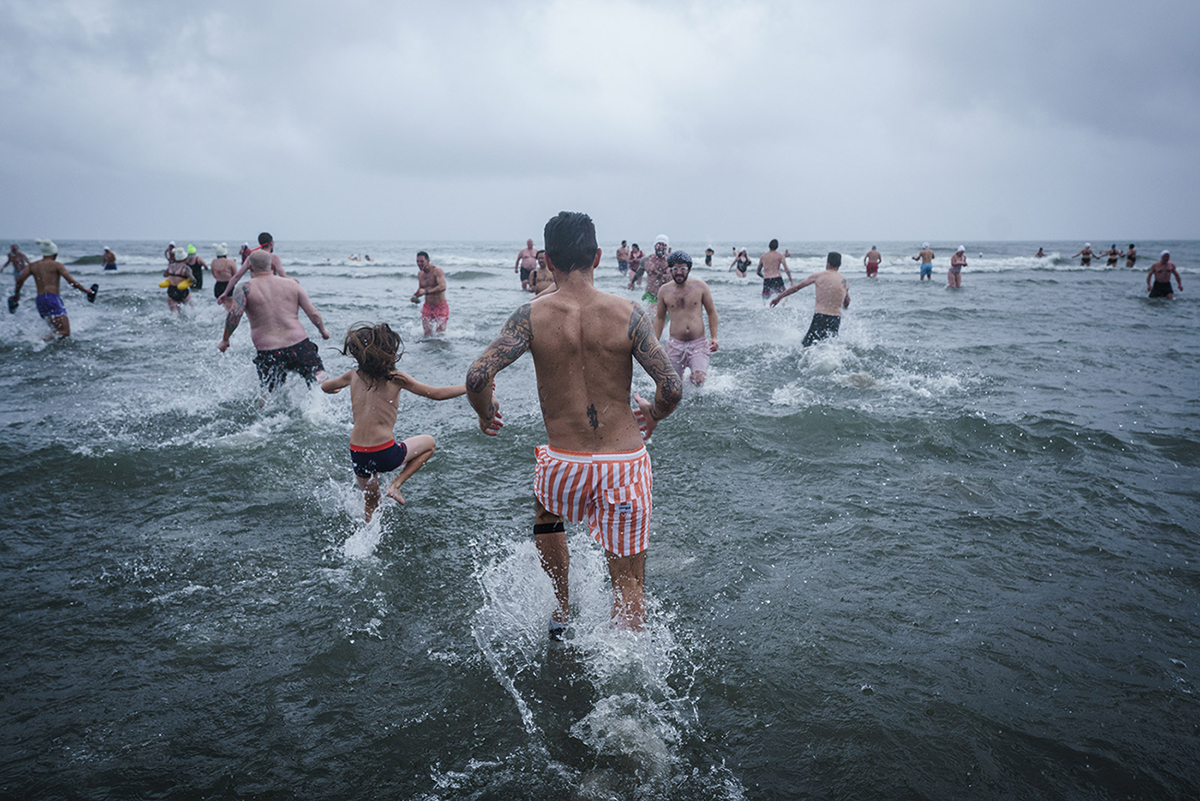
[667,250,692,283]
[536,249,546,267]
[169,241,176,247]
[36,239,57,257]
[769,239,779,250]
[705,248,714,255]
[1161,250,1170,259]
[957,245,966,253]
[653,234,669,257]
[416,250,430,269]
[103,246,111,252]
[342,322,403,387]
[258,232,273,246]
[827,251,842,269]
[544,211,598,273]
[1084,243,1091,248]
[173,247,189,262]
[185,244,195,255]
[212,242,228,256]
[922,242,930,249]
[248,250,272,273]
[1129,243,1136,249]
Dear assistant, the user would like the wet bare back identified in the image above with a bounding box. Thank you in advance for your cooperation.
[241,274,317,351]
[24,259,72,295]
[529,289,649,452]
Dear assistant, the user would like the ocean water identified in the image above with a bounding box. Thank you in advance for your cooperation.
[1,238,1196,800]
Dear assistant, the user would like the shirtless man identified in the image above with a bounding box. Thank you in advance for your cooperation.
[653,250,718,387]
[912,243,934,281]
[616,240,631,275]
[1072,243,1097,266]
[466,211,682,635]
[210,243,238,309]
[758,239,792,301]
[1102,244,1122,267]
[1125,244,1137,268]
[529,250,556,295]
[626,243,645,287]
[3,244,30,291]
[217,232,290,305]
[949,246,966,288]
[1147,250,1182,299]
[515,238,537,291]
[411,250,449,336]
[629,235,670,305]
[863,246,882,278]
[770,251,850,347]
[12,239,97,338]
[218,250,330,391]
[102,247,117,271]
[163,247,196,311]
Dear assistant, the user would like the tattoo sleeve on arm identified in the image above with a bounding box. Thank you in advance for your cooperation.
[465,304,533,394]
[224,285,248,339]
[629,305,683,417]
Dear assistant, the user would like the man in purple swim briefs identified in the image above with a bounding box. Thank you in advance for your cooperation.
[12,239,97,339]
[654,250,719,387]
[219,250,331,393]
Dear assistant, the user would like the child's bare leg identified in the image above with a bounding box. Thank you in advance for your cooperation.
[357,474,381,521]
[384,435,436,505]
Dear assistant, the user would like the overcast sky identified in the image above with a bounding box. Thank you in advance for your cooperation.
[2,0,1198,243]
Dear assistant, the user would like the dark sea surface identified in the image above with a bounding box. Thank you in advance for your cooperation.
[1,239,1197,800]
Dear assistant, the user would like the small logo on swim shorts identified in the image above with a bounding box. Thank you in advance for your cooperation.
[616,502,633,514]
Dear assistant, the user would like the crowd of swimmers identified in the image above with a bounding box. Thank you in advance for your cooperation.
[2,220,1185,638]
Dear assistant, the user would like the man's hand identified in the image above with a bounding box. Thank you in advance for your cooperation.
[709,339,719,352]
[218,338,230,353]
[478,399,503,437]
[320,326,331,340]
[633,393,659,442]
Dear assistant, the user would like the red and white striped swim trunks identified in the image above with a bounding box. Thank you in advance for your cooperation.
[533,445,652,557]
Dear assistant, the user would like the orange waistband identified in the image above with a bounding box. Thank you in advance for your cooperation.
[350,439,397,453]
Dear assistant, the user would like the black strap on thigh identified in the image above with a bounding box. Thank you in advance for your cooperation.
[533,522,565,536]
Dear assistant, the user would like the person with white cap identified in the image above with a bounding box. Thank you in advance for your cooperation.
[628,234,671,305]
[164,241,177,264]
[210,243,237,309]
[163,247,196,311]
[912,243,935,281]
[1071,243,1097,267]
[1147,251,1182,299]
[757,239,792,301]
[949,246,967,288]
[102,247,117,271]
[11,239,98,338]
[729,248,751,277]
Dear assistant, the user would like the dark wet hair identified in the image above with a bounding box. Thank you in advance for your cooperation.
[827,251,842,268]
[341,323,403,388]
[536,249,545,256]
[258,232,273,245]
[416,250,430,260]
[769,239,779,250]
[544,211,597,272]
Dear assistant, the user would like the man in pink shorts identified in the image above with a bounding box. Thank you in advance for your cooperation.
[653,250,718,387]
[466,211,682,635]
[411,250,449,336]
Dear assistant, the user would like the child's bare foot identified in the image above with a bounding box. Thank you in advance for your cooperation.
[384,481,406,505]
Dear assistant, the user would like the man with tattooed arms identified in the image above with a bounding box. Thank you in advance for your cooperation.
[466,211,683,636]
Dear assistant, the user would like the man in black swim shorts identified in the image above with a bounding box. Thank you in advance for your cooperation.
[769,251,851,346]
[219,250,331,392]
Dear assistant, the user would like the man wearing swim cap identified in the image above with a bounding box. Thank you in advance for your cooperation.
[654,250,718,387]
[466,211,682,635]
[629,234,671,305]
[219,250,331,393]
[770,251,850,347]
[912,243,934,280]
[102,247,117,271]
[757,239,792,301]
[1147,251,1182,299]
[210,243,237,310]
[217,232,289,305]
[412,251,449,336]
[12,239,97,338]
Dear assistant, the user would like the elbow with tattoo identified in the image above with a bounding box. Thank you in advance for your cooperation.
[465,365,492,395]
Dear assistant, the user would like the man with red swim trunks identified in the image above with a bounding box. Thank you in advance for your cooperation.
[411,250,449,336]
[466,211,683,636]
